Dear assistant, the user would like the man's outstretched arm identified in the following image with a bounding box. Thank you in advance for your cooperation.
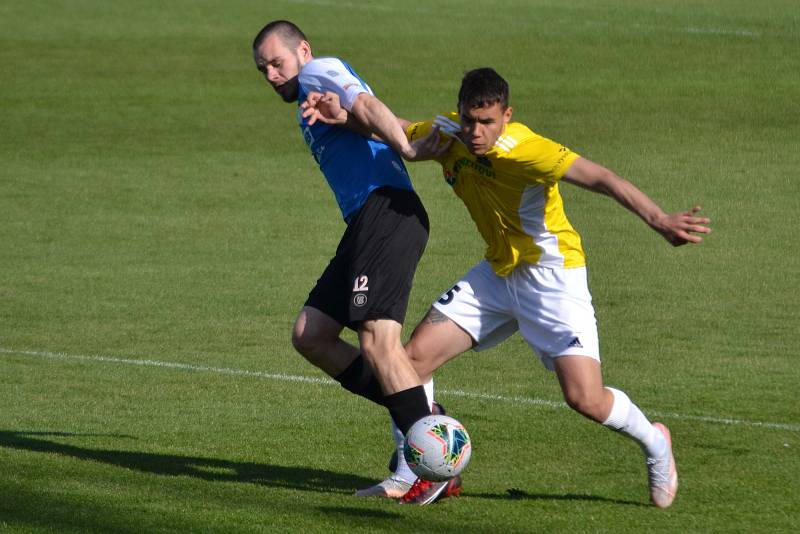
[349,93,420,160]
[562,157,712,246]
[301,91,449,161]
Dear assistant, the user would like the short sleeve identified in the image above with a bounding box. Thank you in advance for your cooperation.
[298,57,372,111]
[406,116,457,164]
[409,112,462,142]
[515,135,580,184]
[406,120,434,141]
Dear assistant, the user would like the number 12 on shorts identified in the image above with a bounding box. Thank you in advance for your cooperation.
[353,275,369,292]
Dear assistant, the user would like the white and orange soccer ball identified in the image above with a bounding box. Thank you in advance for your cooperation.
[403,414,472,482]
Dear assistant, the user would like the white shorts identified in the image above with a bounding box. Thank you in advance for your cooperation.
[432,260,600,370]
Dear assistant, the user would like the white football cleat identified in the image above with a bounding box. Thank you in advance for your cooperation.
[354,476,413,498]
[647,422,679,508]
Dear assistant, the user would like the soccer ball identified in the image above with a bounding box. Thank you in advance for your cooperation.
[403,414,472,482]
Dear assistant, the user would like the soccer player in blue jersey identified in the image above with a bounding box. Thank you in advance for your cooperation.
[251,20,448,491]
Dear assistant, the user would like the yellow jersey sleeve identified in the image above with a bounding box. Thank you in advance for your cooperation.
[406,120,433,142]
[504,125,580,185]
[406,114,463,164]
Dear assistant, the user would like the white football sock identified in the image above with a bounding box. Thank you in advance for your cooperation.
[392,379,436,483]
[602,387,666,459]
[423,379,435,410]
[391,420,415,483]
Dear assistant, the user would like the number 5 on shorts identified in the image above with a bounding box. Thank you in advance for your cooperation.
[437,284,461,305]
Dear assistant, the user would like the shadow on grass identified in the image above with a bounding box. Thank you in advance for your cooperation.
[0,429,375,493]
[470,487,647,507]
[317,506,402,520]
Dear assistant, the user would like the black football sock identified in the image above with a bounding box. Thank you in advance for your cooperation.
[383,385,432,435]
[333,354,385,406]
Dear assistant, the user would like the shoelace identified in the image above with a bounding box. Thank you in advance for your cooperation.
[646,456,671,485]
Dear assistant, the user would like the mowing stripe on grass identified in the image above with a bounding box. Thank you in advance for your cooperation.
[2,347,798,432]
[289,2,765,38]
[580,19,762,37]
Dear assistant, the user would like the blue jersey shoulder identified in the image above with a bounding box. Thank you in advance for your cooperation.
[296,57,413,222]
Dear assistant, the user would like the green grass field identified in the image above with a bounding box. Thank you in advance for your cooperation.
[2,0,799,532]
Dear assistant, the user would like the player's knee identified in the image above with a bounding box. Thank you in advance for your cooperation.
[404,340,422,364]
[360,338,393,365]
[404,340,432,377]
[291,318,321,357]
[563,388,605,421]
[360,323,403,359]
[361,337,405,373]
[291,328,310,356]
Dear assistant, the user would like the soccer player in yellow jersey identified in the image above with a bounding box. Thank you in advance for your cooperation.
[301,67,710,506]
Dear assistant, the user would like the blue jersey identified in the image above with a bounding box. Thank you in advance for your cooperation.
[297,57,414,222]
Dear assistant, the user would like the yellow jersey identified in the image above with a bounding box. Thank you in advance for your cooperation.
[407,112,585,276]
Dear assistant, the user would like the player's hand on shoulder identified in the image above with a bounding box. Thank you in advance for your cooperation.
[656,206,712,246]
[404,126,453,162]
[300,91,346,125]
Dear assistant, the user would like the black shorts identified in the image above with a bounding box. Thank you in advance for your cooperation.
[305,186,429,330]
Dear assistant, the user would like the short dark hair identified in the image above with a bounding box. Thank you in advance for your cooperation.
[458,68,509,110]
[252,20,307,51]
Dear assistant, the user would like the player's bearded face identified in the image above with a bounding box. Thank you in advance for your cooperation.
[273,71,300,102]
[255,36,306,103]
[264,51,301,102]
[459,102,512,155]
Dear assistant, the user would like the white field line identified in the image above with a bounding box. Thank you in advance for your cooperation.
[0,347,333,386]
[2,347,798,432]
